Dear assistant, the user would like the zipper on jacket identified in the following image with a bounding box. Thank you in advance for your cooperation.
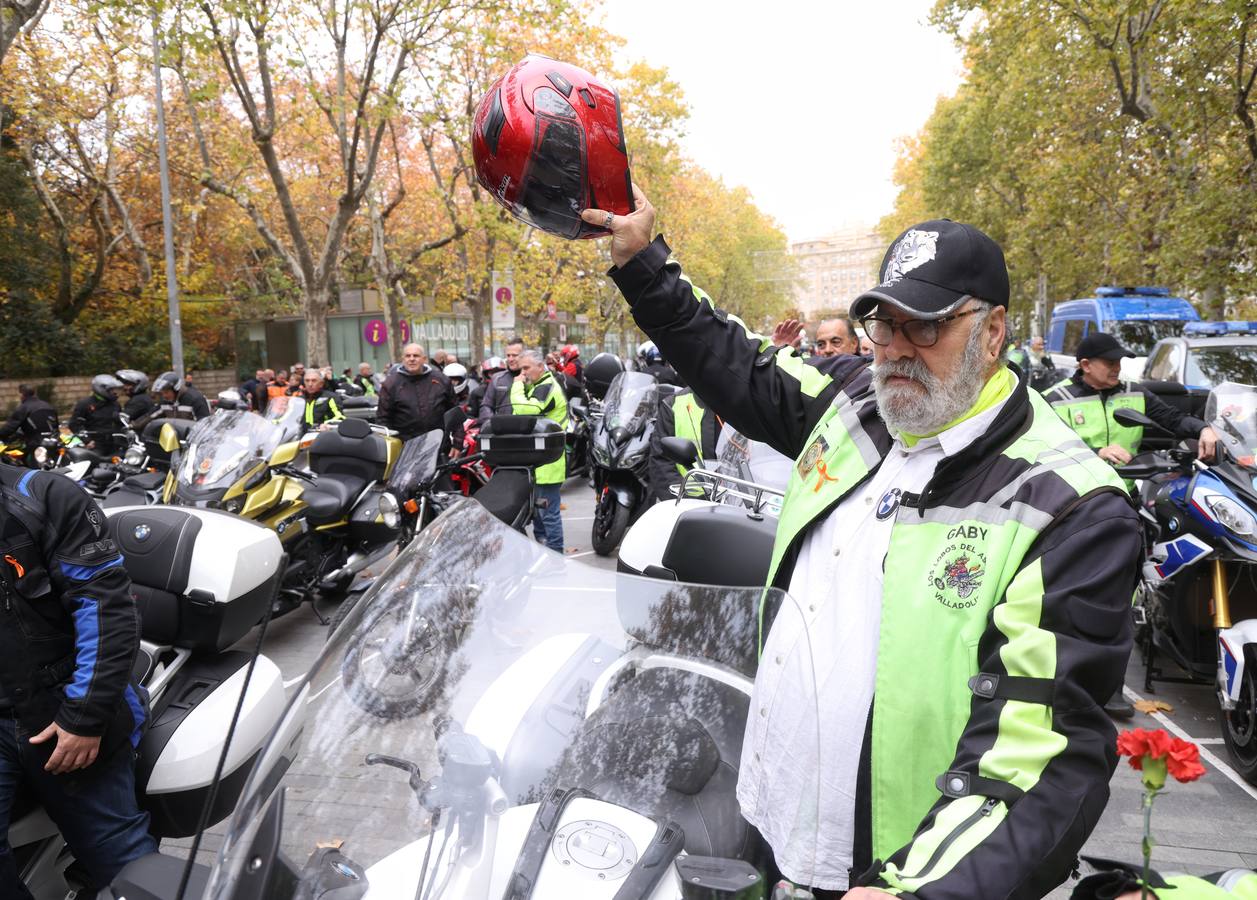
[904,797,999,882]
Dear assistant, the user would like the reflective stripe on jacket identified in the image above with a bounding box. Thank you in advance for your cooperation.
[1046,377,1145,458]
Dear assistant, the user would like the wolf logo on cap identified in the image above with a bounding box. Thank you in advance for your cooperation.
[883,229,939,284]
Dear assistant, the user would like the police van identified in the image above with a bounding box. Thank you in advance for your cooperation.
[1046,286,1200,380]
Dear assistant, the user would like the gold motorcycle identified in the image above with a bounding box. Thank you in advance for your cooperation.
[159,397,405,618]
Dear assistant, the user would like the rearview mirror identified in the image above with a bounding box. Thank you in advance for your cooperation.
[158,423,180,454]
[660,436,699,467]
[1113,407,1158,430]
[269,441,299,466]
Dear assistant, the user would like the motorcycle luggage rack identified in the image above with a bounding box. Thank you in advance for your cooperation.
[674,469,785,518]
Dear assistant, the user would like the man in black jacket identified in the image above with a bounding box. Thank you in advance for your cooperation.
[478,339,525,425]
[378,343,455,440]
[69,375,125,454]
[152,372,210,421]
[0,386,58,456]
[0,467,155,895]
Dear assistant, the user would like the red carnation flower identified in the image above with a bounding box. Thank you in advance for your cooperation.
[1166,737,1206,783]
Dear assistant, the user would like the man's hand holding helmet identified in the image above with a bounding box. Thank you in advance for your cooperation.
[581,183,655,269]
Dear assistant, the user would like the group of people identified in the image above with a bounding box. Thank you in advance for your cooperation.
[0,370,210,459]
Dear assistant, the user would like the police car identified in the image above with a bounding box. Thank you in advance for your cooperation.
[1141,322,1257,420]
[1046,286,1200,380]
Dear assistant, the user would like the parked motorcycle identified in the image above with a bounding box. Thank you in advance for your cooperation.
[19,504,287,899]
[618,432,784,587]
[1115,380,1257,783]
[589,371,667,556]
[100,499,820,900]
[163,400,405,618]
[566,395,595,480]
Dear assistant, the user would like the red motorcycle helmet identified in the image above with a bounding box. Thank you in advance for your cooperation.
[472,55,633,240]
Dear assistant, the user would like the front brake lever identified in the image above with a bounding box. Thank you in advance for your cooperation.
[365,753,424,791]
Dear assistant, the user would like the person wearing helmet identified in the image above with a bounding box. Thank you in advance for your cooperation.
[559,344,584,387]
[637,341,680,386]
[441,363,474,451]
[114,369,155,425]
[299,370,344,429]
[69,375,125,453]
[152,371,210,421]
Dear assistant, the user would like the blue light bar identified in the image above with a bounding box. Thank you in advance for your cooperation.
[1183,321,1257,336]
[1094,285,1173,297]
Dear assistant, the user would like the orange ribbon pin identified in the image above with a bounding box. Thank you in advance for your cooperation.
[4,555,25,579]
[812,460,839,493]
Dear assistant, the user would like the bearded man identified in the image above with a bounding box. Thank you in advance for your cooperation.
[582,191,1141,900]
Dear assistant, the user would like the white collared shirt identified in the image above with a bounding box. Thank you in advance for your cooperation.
[736,391,1012,891]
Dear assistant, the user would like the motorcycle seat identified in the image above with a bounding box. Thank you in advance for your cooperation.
[67,446,108,465]
[472,469,531,526]
[123,470,167,490]
[553,666,753,861]
[302,474,367,523]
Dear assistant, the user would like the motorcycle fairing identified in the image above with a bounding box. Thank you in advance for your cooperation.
[1187,471,1257,553]
[1145,534,1212,583]
[1218,621,1257,705]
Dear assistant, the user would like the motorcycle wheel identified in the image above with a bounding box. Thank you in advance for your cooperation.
[340,604,449,720]
[591,491,631,556]
[1220,646,1257,785]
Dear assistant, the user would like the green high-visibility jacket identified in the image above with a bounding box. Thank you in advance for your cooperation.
[1046,376,1146,458]
[303,390,344,428]
[1076,862,1257,899]
[610,235,1142,899]
[509,371,567,484]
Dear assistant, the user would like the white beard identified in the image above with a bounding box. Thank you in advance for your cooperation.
[873,317,989,436]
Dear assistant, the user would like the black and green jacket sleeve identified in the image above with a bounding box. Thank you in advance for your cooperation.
[611,235,867,461]
[870,491,1141,899]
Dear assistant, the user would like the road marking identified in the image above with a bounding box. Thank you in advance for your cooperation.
[1124,684,1257,802]
[564,516,595,521]
[1196,737,1226,745]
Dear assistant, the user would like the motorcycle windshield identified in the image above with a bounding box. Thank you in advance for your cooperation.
[1206,382,1257,467]
[602,371,660,435]
[206,499,821,900]
[178,408,294,490]
[387,430,445,497]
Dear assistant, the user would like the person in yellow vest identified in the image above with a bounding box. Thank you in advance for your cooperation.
[1046,332,1216,470]
[510,349,568,553]
[647,389,720,502]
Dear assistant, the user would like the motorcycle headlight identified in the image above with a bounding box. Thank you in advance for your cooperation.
[124,446,145,467]
[223,496,246,515]
[32,446,47,465]
[378,491,401,529]
[592,441,611,466]
[621,447,648,468]
[1207,495,1256,537]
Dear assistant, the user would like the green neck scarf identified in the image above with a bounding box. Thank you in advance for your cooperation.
[900,365,1015,448]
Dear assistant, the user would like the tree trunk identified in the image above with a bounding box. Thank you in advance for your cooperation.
[305,281,332,365]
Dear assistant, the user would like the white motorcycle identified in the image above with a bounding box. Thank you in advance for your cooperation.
[16,505,288,898]
[99,499,820,900]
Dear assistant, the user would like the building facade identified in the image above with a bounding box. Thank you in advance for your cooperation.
[790,224,884,320]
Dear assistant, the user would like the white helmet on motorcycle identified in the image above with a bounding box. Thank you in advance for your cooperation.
[443,363,469,396]
[91,373,124,398]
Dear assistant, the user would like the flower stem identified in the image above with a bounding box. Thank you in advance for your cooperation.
[1141,789,1155,900]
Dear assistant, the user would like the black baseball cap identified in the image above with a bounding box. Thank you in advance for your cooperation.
[850,219,1010,320]
[1075,332,1134,362]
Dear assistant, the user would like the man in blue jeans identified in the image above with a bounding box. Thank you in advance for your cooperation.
[0,466,155,896]
[510,349,568,553]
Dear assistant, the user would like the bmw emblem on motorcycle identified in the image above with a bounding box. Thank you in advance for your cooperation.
[134,524,151,542]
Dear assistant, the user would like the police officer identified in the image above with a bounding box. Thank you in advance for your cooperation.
[299,370,345,429]
[0,386,58,461]
[0,467,155,895]
[152,372,210,421]
[68,375,124,453]
[1047,333,1217,469]
[511,349,568,553]
[115,370,155,425]
[648,388,720,502]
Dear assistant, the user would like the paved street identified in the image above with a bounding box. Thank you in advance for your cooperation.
[167,478,1257,895]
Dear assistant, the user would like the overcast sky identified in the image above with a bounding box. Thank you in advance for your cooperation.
[599,0,965,242]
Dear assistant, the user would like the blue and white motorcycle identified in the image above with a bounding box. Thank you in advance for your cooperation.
[1117,381,1257,783]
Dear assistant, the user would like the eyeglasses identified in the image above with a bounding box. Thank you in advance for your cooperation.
[859,307,984,349]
